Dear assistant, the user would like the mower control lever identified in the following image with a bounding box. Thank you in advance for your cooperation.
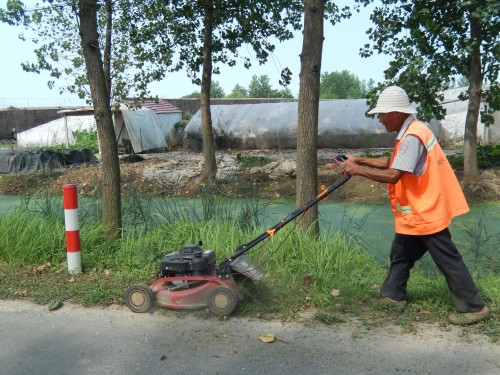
[332,154,348,165]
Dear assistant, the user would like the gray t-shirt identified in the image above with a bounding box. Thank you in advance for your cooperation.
[391,116,427,176]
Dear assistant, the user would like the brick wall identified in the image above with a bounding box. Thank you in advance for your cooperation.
[0,107,77,140]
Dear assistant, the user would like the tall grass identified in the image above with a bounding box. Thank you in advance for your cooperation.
[455,209,500,277]
[251,224,383,309]
[0,211,66,265]
[4,192,500,276]
[0,193,382,291]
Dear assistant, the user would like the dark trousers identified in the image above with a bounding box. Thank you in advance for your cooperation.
[381,228,485,312]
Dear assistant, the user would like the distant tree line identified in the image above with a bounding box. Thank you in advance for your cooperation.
[182,74,294,99]
[182,71,378,99]
[320,70,375,99]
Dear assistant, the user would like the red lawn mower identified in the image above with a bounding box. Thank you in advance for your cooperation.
[124,156,350,317]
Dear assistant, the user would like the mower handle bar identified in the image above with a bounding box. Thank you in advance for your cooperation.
[218,164,350,275]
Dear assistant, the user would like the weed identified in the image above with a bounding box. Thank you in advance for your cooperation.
[477,144,500,168]
[314,311,346,324]
[236,154,270,168]
[174,112,192,131]
[363,134,372,157]
[447,144,500,169]
[351,332,364,340]
[455,209,500,277]
[71,129,99,152]
[395,318,418,334]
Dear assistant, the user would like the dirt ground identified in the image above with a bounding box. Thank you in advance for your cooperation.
[0,148,499,203]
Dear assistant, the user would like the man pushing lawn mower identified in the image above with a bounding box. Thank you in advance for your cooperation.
[327,86,490,325]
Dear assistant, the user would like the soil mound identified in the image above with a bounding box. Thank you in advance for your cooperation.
[0,149,498,203]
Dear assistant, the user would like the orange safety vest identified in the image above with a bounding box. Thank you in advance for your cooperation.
[388,120,469,235]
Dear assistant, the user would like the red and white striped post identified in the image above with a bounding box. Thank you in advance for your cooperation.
[63,184,82,274]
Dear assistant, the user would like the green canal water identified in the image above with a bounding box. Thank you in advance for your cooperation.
[255,199,500,263]
[1,195,498,265]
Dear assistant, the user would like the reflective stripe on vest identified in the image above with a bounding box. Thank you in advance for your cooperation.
[426,134,437,152]
[396,203,413,215]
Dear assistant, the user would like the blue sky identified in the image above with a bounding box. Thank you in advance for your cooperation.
[0,1,390,108]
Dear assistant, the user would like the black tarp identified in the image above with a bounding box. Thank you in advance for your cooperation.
[0,149,99,174]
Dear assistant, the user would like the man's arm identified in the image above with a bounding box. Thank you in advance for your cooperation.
[340,159,403,184]
[346,154,391,170]
[325,154,390,170]
[340,154,402,184]
[324,154,402,184]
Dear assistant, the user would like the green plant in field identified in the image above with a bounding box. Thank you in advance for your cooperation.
[363,134,372,157]
[235,153,270,168]
[446,152,464,169]
[446,144,500,169]
[71,129,99,152]
[314,311,346,324]
[455,210,500,277]
[0,211,66,265]
[174,112,192,131]
[477,144,500,168]
[395,318,418,334]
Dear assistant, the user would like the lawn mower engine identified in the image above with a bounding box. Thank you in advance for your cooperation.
[157,243,216,278]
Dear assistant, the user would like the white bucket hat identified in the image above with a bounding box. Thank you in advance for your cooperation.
[368,86,417,114]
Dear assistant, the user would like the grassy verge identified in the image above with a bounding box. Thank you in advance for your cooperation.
[0,196,498,342]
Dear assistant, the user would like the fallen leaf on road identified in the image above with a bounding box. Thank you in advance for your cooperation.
[258,333,276,343]
[48,300,63,311]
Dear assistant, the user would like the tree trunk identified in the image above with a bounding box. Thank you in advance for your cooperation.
[103,0,112,96]
[200,0,217,184]
[463,16,482,180]
[296,0,324,237]
[78,0,122,238]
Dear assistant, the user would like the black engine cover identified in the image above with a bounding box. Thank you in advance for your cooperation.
[158,244,216,277]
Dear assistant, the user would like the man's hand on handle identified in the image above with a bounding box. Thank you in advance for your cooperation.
[324,154,359,178]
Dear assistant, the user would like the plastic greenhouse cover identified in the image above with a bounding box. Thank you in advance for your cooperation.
[118,107,167,153]
[0,149,98,174]
[183,100,410,150]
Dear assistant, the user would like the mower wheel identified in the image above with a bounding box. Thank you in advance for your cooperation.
[207,286,237,317]
[124,284,154,313]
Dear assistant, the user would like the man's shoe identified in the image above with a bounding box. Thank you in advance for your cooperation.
[372,297,406,309]
[381,296,407,308]
[448,309,491,326]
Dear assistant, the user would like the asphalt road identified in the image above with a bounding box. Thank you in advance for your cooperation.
[0,300,498,375]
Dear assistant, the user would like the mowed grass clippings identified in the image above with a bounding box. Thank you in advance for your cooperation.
[0,262,129,307]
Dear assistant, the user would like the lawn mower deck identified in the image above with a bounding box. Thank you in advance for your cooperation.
[124,244,264,316]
